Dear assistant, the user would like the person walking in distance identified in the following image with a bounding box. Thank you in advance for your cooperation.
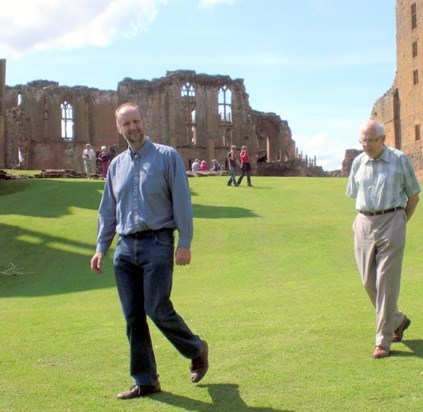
[346,119,420,359]
[236,145,253,187]
[82,143,96,178]
[226,145,238,186]
[98,145,111,179]
[90,103,209,399]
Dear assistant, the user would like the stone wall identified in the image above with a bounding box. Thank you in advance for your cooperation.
[341,149,363,177]
[366,0,423,181]
[1,62,306,173]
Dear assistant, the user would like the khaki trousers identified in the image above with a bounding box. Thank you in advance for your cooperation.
[353,209,407,349]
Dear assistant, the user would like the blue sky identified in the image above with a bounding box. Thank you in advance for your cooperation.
[2,0,397,170]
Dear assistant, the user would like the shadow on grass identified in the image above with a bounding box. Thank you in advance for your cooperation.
[193,204,259,219]
[398,339,423,358]
[0,179,104,217]
[0,222,116,298]
[152,383,292,411]
[0,179,258,297]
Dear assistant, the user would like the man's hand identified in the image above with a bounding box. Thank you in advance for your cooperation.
[175,247,191,266]
[90,252,105,274]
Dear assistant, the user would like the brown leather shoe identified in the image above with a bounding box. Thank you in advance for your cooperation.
[372,346,390,359]
[117,378,161,400]
[190,340,209,383]
[392,316,411,343]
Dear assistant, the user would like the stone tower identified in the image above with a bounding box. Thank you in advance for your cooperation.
[372,0,423,179]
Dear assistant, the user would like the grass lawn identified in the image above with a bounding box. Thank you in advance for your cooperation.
[0,175,422,411]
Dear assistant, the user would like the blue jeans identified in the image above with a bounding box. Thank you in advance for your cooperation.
[227,166,238,186]
[113,229,203,385]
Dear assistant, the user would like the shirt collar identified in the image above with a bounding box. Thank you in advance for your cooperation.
[128,137,152,159]
[364,146,388,163]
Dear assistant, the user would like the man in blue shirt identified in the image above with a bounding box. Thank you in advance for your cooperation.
[346,120,420,359]
[90,103,208,399]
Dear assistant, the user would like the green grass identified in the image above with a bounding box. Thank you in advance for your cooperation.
[0,176,422,411]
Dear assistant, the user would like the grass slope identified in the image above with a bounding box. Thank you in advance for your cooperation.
[0,176,422,411]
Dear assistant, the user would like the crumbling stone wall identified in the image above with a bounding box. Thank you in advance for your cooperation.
[117,70,293,171]
[0,59,6,168]
[4,80,118,170]
[1,61,305,174]
[341,149,363,177]
[366,0,423,180]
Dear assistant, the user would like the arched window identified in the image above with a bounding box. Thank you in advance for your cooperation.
[181,82,196,97]
[61,101,74,141]
[181,83,196,145]
[218,85,232,123]
[218,86,233,146]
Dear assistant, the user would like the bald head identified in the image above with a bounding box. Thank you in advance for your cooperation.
[359,120,386,159]
[360,120,385,139]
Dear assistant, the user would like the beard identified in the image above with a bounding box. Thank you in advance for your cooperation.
[124,129,145,148]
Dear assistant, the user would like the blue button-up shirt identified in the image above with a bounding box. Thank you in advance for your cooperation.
[96,138,193,254]
[346,146,420,212]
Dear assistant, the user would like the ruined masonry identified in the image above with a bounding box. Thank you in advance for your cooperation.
[343,0,423,179]
[0,61,323,176]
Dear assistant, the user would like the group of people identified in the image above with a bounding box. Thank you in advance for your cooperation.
[191,158,223,173]
[191,145,254,188]
[89,104,419,401]
[81,144,112,179]
[227,145,253,187]
[191,159,208,172]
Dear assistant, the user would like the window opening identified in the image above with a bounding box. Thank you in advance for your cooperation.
[411,3,417,29]
[61,101,74,141]
[181,82,195,97]
[181,83,196,145]
[415,124,421,141]
[412,41,418,58]
[218,85,233,146]
[413,69,419,85]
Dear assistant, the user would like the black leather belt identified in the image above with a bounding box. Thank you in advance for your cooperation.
[359,207,404,216]
[124,228,174,239]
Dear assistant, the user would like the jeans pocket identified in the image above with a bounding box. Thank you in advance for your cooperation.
[154,230,175,247]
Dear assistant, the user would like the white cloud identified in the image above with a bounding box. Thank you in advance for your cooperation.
[0,0,168,57]
[199,0,237,6]
[294,131,347,171]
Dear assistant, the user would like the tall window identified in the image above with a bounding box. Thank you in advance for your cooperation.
[412,41,418,58]
[181,82,195,98]
[413,69,419,85]
[411,3,417,29]
[61,101,74,141]
[181,83,196,145]
[218,85,232,123]
[415,124,421,141]
[218,86,232,146]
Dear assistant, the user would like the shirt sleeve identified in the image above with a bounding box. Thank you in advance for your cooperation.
[96,175,117,254]
[166,150,194,248]
[400,154,421,197]
[345,159,359,199]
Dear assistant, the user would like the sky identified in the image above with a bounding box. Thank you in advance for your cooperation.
[1,0,397,171]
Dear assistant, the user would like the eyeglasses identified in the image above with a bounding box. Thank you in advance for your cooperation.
[359,136,382,144]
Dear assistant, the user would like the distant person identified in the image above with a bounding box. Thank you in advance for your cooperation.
[90,103,208,400]
[226,145,238,186]
[200,160,208,171]
[346,119,420,359]
[210,159,221,172]
[82,143,96,179]
[191,159,200,172]
[236,146,253,187]
[98,146,111,179]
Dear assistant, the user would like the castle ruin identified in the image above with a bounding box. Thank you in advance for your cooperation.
[0,60,322,176]
[368,0,423,180]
